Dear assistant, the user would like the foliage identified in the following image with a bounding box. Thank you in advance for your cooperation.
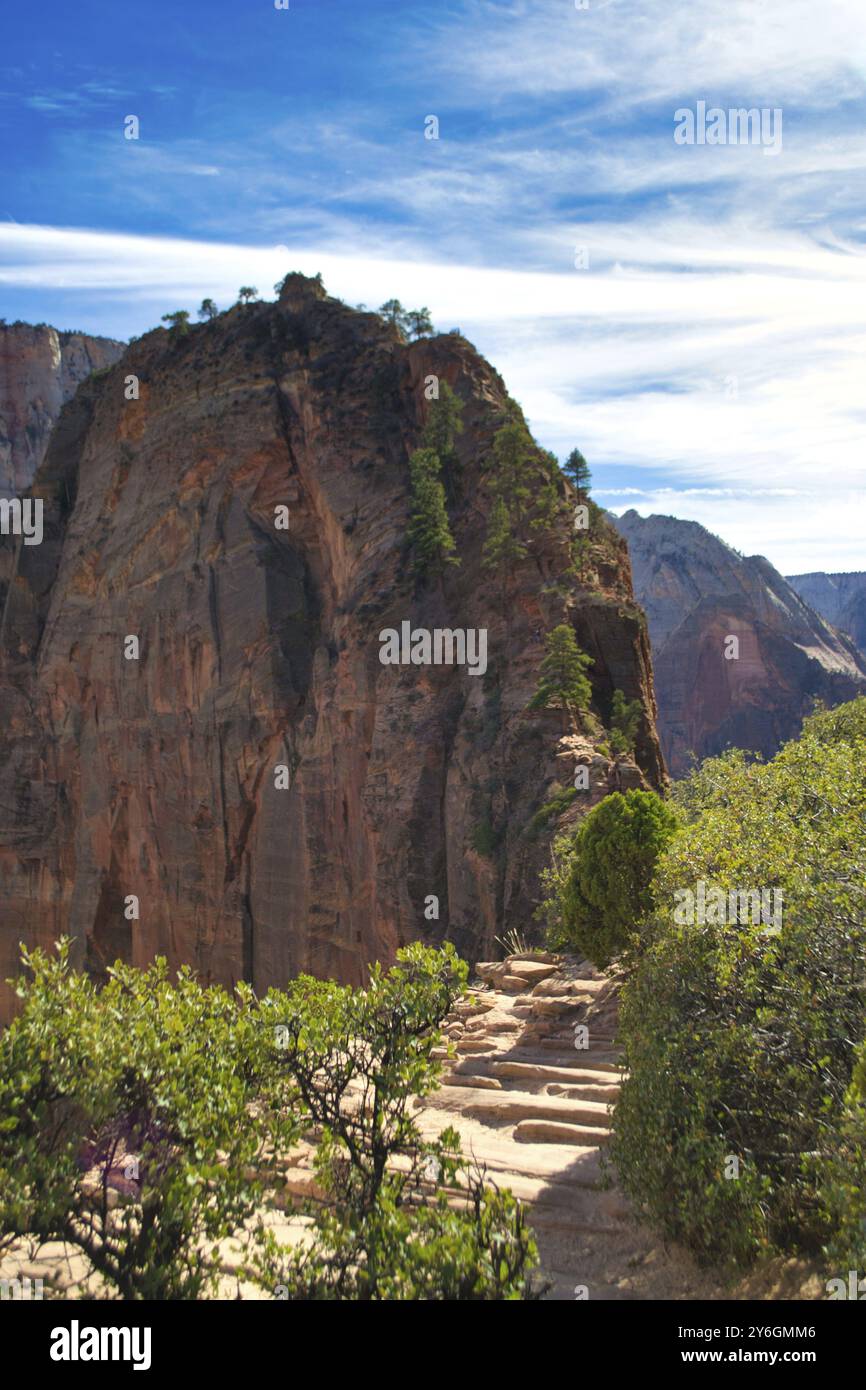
[527,784,578,837]
[471,812,501,858]
[407,447,459,577]
[528,624,593,724]
[378,300,435,339]
[482,495,527,573]
[198,298,218,321]
[611,699,866,1270]
[494,928,530,958]
[0,941,538,1300]
[546,789,679,966]
[609,688,643,756]
[481,419,564,575]
[420,381,463,465]
[562,448,592,496]
[0,944,291,1299]
[161,310,191,340]
[253,944,539,1299]
[237,286,259,304]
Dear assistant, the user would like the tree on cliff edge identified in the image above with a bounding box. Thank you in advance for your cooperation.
[529,624,593,729]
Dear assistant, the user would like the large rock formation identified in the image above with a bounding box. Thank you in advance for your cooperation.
[613,509,866,776]
[0,322,125,493]
[787,572,866,662]
[0,276,663,1021]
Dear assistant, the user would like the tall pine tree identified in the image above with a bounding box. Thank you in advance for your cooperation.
[407,447,459,577]
[529,624,594,728]
[563,448,592,498]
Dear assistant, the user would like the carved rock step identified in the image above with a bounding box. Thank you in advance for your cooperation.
[491,1060,622,1087]
[514,1119,612,1146]
[433,1085,612,1129]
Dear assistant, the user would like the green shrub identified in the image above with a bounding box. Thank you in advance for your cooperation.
[545,789,678,967]
[253,943,539,1299]
[0,943,290,1299]
[611,699,866,1270]
[0,941,538,1300]
[527,784,578,837]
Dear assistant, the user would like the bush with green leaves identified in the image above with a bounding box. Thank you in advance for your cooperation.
[253,942,539,1299]
[543,789,678,966]
[611,699,866,1271]
[0,944,293,1299]
[0,941,538,1300]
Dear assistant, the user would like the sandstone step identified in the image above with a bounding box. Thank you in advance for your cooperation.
[441,1072,502,1090]
[514,1119,611,1146]
[491,1060,621,1087]
[433,1085,612,1129]
[546,1082,619,1102]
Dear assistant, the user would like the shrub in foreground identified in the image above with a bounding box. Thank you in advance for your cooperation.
[0,941,539,1300]
[611,699,866,1270]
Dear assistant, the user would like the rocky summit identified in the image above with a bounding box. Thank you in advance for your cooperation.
[0,280,663,1022]
[613,509,866,776]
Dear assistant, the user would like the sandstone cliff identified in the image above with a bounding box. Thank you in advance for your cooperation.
[0,322,125,493]
[613,509,866,775]
[787,571,866,662]
[0,276,663,1021]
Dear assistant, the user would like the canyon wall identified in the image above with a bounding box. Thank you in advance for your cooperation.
[614,509,866,775]
[0,321,125,494]
[787,571,866,662]
[0,280,664,1021]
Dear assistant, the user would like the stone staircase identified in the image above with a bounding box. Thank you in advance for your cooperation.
[0,951,723,1301]
[414,952,719,1300]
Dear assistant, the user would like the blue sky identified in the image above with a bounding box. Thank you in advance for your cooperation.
[1,0,864,571]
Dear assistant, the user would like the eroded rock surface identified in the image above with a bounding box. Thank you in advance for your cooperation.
[0,322,125,493]
[614,510,866,776]
[0,279,663,1019]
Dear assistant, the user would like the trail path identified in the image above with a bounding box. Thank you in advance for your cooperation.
[416,952,723,1300]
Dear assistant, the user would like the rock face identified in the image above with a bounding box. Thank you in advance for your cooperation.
[0,322,125,493]
[787,572,866,662]
[0,276,664,1021]
[613,510,866,776]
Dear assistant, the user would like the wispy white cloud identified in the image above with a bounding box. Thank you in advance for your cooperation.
[0,219,861,572]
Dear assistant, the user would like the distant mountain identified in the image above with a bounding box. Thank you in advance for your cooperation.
[613,509,866,775]
[786,572,866,662]
[0,321,125,492]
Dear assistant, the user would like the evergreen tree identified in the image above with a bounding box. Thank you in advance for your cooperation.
[421,382,463,464]
[482,494,527,574]
[407,447,459,577]
[379,298,405,326]
[198,298,218,321]
[609,688,643,756]
[237,286,259,304]
[482,420,562,570]
[404,306,434,339]
[563,448,592,498]
[161,310,191,340]
[529,624,593,725]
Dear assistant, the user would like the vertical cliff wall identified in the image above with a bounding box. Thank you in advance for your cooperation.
[0,322,126,493]
[0,277,664,1020]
